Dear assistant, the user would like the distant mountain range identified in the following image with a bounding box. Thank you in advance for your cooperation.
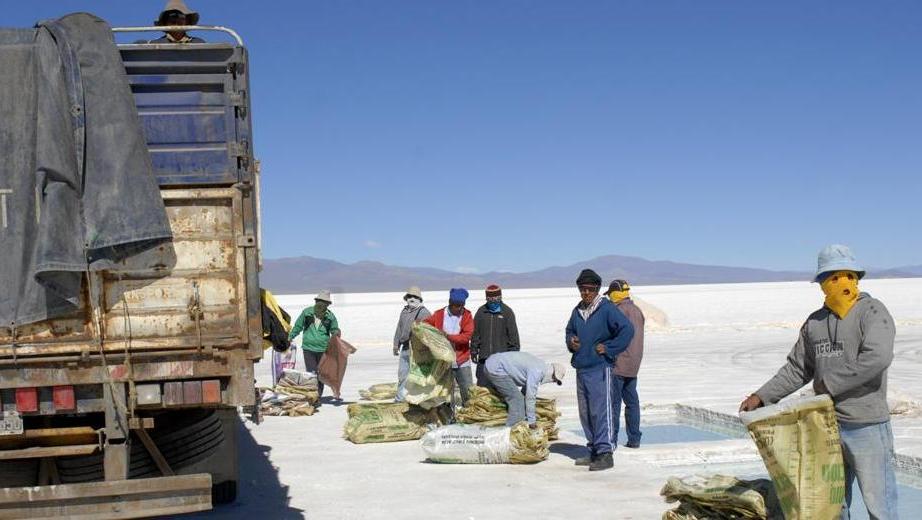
[259,255,922,294]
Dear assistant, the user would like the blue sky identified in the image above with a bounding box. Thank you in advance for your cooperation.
[7,1,921,272]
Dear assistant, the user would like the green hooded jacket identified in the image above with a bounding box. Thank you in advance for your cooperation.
[288,306,340,353]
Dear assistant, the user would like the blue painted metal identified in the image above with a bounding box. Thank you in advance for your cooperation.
[118,44,253,186]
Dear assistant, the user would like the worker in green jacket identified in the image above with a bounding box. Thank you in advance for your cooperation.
[288,290,341,401]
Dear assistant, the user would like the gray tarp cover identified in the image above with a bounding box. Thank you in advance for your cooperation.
[0,13,171,326]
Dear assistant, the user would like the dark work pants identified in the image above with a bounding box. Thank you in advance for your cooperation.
[612,374,641,445]
[475,362,497,392]
[302,349,325,398]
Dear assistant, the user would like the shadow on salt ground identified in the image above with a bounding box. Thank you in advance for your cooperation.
[172,417,304,520]
[550,442,587,461]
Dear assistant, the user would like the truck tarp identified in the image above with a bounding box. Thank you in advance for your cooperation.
[0,13,171,327]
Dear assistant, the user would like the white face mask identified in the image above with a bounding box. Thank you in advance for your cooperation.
[405,297,422,309]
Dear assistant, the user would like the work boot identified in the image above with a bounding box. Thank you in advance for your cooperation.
[574,454,595,466]
[625,441,640,449]
[589,452,614,471]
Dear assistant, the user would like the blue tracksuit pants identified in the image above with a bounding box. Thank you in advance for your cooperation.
[576,365,614,455]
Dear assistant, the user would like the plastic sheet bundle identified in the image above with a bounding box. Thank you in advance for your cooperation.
[405,323,456,409]
[740,395,845,520]
[343,401,442,444]
[456,386,561,440]
[359,382,398,401]
[421,423,549,464]
[660,474,781,519]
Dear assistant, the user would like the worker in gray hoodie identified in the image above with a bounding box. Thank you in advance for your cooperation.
[485,351,566,428]
[392,286,431,402]
[740,245,898,519]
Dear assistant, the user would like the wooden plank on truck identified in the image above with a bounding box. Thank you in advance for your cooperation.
[0,473,212,519]
[0,444,98,461]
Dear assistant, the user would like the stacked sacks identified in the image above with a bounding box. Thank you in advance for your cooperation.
[456,386,561,440]
[359,382,398,401]
[343,401,444,444]
[405,322,455,409]
[421,423,549,464]
[660,474,781,520]
[260,370,320,417]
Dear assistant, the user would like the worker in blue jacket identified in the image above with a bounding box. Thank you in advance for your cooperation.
[565,269,634,472]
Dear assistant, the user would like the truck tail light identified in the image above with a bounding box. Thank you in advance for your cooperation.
[202,380,221,404]
[53,385,76,411]
[15,387,38,413]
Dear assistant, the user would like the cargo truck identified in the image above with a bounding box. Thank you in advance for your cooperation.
[0,24,261,518]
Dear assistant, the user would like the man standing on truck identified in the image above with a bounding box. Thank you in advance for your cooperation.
[289,290,341,402]
[739,245,898,519]
[471,284,521,392]
[144,0,205,44]
[393,286,431,402]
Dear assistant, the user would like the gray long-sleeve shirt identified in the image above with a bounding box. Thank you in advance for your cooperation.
[755,293,895,424]
[485,351,548,425]
[393,305,431,348]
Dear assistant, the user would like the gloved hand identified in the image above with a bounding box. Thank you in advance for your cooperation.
[393,345,399,357]
[471,350,480,364]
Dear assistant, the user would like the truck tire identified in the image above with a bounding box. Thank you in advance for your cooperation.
[212,480,237,504]
[0,460,38,487]
[56,409,226,483]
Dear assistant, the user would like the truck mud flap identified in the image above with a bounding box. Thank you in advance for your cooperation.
[0,473,212,519]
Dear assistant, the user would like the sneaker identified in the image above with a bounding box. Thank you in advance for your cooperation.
[625,441,640,449]
[589,452,614,471]
[574,454,595,466]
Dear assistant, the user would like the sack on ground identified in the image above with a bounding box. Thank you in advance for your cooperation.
[660,474,781,520]
[359,382,398,401]
[344,401,441,444]
[740,395,844,520]
[456,386,561,440]
[405,323,455,409]
[421,423,549,464]
[259,371,320,417]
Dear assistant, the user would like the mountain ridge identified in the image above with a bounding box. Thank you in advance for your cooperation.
[259,255,920,294]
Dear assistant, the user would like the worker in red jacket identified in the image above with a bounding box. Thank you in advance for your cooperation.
[425,288,475,407]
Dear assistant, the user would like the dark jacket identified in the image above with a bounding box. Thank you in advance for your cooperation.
[565,298,634,371]
[471,303,520,362]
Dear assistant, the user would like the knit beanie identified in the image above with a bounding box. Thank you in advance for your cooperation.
[575,269,602,287]
[449,287,469,304]
[485,284,502,298]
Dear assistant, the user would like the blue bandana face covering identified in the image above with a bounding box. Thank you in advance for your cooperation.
[486,301,501,313]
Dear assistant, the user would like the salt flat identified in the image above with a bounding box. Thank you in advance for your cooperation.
[185,278,922,519]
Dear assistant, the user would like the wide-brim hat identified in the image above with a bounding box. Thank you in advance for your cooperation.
[404,286,423,300]
[314,290,333,304]
[157,0,200,26]
[814,244,865,282]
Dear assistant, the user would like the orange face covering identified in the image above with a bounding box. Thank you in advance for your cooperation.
[820,270,859,318]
